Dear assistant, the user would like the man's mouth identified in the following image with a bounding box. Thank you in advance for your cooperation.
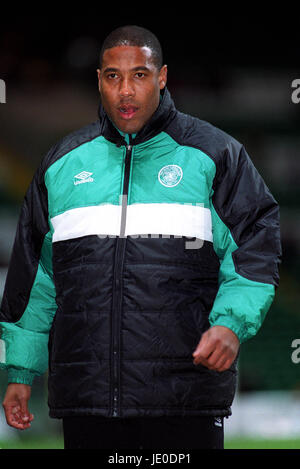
[118,105,139,120]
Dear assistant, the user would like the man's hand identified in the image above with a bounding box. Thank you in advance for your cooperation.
[2,383,34,430]
[192,325,240,372]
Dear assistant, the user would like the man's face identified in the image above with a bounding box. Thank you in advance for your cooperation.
[97,46,167,134]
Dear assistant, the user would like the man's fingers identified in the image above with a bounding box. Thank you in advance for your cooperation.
[19,401,34,427]
[193,343,234,368]
[2,383,33,430]
[193,352,233,372]
[192,326,240,371]
[192,334,221,366]
[5,407,25,429]
[193,349,215,366]
[212,355,229,370]
[7,414,31,430]
[205,349,224,369]
[216,358,234,373]
[11,405,20,415]
[20,400,31,421]
[192,332,214,361]
[4,402,33,430]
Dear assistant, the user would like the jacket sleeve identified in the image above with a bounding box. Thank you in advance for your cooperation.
[208,143,282,343]
[0,161,57,385]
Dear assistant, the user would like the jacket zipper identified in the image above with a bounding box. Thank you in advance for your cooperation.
[111,142,132,417]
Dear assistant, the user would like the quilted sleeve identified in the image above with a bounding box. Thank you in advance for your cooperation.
[0,161,57,385]
[208,144,282,343]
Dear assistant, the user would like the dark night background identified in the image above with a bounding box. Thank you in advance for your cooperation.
[0,15,299,444]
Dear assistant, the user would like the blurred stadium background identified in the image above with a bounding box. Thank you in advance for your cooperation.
[0,15,300,449]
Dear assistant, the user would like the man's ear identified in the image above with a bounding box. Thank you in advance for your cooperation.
[159,65,168,90]
[96,69,101,93]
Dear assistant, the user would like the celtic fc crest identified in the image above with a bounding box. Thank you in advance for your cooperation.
[158,165,183,187]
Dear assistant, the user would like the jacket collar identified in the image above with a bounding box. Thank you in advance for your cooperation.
[98,87,177,146]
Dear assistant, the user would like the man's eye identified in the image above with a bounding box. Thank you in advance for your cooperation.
[135,73,145,78]
[108,73,118,79]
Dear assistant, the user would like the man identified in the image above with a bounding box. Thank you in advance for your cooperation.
[0,25,281,449]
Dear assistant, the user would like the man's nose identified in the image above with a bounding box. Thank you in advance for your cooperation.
[119,78,135,98]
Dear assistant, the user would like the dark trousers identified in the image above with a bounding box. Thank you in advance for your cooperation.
[62,415,224,449]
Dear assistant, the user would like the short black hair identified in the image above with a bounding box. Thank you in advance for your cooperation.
[99,25,163,70]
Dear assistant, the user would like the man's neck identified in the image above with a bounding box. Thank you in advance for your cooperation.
[112,124,136,145]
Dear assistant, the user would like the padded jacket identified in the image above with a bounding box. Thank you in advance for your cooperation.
[0,88,281,418]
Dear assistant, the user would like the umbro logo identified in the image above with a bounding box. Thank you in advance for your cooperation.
[214,417,223,428]
[74,171,94,186]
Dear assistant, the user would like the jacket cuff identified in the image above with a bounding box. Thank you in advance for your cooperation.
[7,368,36,386]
